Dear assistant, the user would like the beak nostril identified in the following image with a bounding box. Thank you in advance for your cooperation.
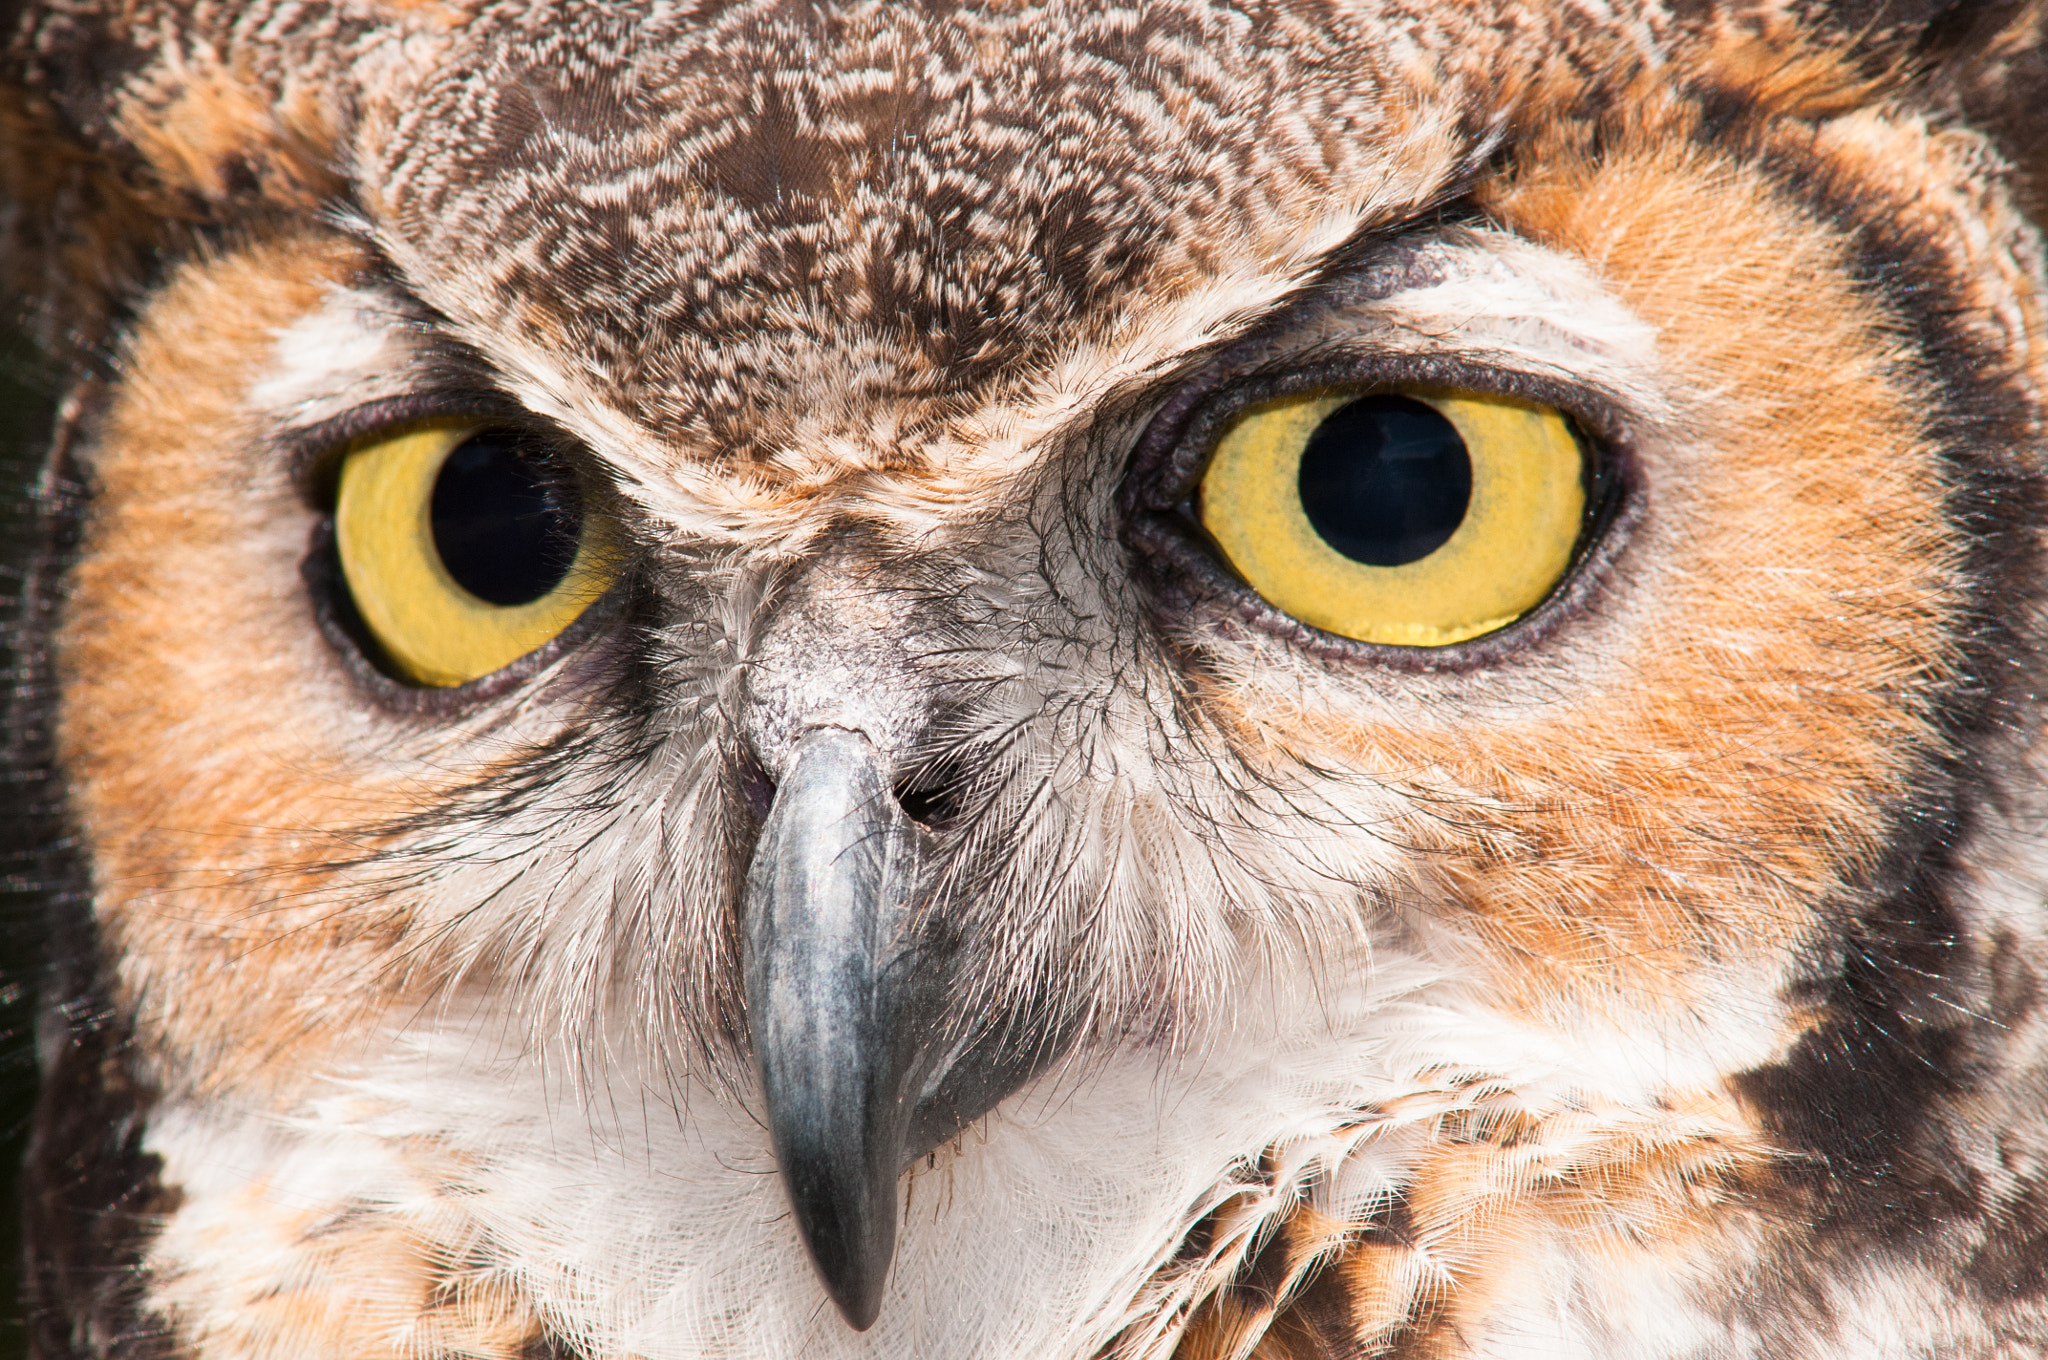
[893,777,950,828]
[893,757,969,830]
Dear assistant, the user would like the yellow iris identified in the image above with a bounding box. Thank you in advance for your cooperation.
[334,421,618,687]
[1196,386,1586,646]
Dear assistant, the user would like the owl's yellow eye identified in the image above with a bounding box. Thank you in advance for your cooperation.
[334,422,619,687]
[1196,387,1587,646]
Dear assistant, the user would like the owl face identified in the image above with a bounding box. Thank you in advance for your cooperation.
[10,1,2048,1357]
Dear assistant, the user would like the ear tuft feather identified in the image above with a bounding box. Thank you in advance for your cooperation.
[1694,1,2048,215]
[1800,2,2048,148]
[1902,1,2048,212]
[0,3,362,355]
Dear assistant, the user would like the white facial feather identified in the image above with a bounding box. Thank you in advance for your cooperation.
[142,935,1785,1360]
[249,286,428,429]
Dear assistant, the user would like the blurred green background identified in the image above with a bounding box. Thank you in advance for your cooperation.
[0,322,58,1357]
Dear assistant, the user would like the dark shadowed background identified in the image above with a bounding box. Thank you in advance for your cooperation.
[1,322,59,1358]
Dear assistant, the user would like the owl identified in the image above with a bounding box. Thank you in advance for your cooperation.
[7,0,2048,1355]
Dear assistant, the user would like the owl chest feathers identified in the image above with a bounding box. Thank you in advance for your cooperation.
[132,929,1799,1360]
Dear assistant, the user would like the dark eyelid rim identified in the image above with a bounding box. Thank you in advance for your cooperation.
[1119,344,1644,674]
[284,389,589,506]
[291,389,639,709]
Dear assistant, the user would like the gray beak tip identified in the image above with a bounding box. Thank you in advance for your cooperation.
[783,1149,894,1330]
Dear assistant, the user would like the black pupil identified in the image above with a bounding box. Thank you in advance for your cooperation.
[1296,395,1472,567]
[429,433,582,606]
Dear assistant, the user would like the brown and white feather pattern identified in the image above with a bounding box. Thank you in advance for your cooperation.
[7,0,2048,1356]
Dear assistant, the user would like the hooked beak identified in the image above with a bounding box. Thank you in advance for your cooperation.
[743,727,1033,1330]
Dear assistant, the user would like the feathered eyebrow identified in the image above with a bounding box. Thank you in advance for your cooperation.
[1126,212,1646,439]
[1143,199,1522,404]
[1299,192,1495,296]
[268,269,601,502]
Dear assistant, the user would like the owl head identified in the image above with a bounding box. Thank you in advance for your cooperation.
[8,2,2048,1357]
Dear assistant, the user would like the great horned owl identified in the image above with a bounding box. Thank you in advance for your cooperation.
[6,0,2048,1356]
